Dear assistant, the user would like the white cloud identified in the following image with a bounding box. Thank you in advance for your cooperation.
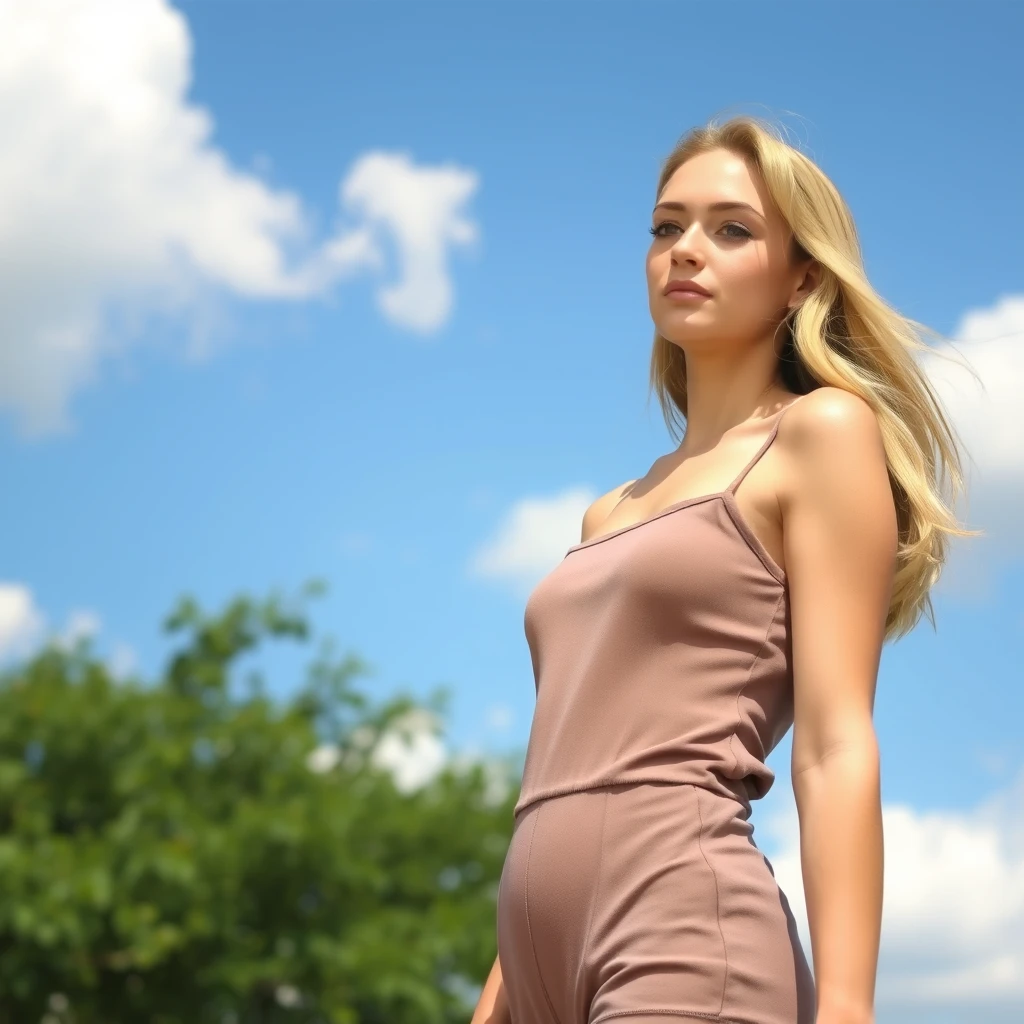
[467,485,597,595]
[0,583,46,663]
[306,711,514,806]
[369,707,450,794]
[761,764,1024,1018]
[340,151,479,331]
[0,0,479,437]
[0,581,138,680]
[56,608,102,649]
[919,293,1024,595]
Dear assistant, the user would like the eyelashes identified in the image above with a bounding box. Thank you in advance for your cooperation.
[649,222,752,240]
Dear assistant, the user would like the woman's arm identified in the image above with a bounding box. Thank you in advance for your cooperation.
[778,388,898,1024]
[470,954,512,1024]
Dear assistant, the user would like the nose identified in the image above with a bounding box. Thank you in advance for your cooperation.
[669,223,705,266]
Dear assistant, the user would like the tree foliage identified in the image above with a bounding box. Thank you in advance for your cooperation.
[0,581,519,1024]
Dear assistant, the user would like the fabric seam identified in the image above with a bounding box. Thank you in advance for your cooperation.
[514,778,748,822]
[727,590,787,791]
[693,784,729,1017]
[524,801,562,1024]
[591,1008,749,1023]
[577,788,610,1019]
[720,491,786,586]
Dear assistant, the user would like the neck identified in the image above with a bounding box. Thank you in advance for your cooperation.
[679,376,791,455]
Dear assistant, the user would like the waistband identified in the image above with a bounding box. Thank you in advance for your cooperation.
[513,775,753,823]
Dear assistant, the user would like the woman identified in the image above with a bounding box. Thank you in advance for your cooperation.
[472,115,976,1024]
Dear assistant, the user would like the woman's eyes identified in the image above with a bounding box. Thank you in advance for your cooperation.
[649,221,751,240]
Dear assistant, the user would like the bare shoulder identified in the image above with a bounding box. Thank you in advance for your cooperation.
[775,386,888,511]
[580,478,637,544]
[780,385,882,442]
[780,389,897,774]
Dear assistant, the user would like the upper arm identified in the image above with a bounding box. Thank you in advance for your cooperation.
[777,388,898,775]
[580,480,636,543]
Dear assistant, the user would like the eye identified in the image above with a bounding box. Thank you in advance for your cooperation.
[649,221,752,239]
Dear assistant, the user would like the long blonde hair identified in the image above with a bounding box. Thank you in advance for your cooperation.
[648,114,982,642]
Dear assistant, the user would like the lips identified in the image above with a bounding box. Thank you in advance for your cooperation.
[664,281,711,297]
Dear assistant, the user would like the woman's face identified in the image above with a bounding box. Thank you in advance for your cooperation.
[646,147,812,354]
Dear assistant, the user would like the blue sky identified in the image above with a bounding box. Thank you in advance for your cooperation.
[1,2,1022,1018]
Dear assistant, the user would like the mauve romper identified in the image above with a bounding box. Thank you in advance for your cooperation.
[496,396,817,1024]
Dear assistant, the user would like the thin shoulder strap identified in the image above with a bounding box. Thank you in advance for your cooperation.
[725,393,811,495]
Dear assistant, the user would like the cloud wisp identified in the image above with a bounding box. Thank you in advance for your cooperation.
[0,0,479,437]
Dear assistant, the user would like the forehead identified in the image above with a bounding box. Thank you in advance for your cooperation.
[659,149,772,219]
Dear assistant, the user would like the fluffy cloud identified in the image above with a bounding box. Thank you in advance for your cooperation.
[306,708,513,806]
[0,580,135,677]
[919,294,1024,596]
[0,583,46,663]
[763,765,1024,1021]
[0,0,478,436]
[467,485,597,596]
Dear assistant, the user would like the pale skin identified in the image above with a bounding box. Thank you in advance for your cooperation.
[472,147,896,1024]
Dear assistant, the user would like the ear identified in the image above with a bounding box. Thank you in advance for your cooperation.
[789,259,822,309]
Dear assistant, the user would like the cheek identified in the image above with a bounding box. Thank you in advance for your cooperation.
[645,249,664,281]
[723,247,770,284]
[716,250,783,306]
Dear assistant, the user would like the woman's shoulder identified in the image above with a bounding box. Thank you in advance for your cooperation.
[775,386,889,510]
[779,386,879,437]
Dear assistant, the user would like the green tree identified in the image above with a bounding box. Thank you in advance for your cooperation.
[0,582,519,1024]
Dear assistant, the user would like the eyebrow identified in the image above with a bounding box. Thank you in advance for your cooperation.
[652,200,765,219]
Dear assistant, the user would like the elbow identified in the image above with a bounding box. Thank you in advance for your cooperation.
[791,731,880,781]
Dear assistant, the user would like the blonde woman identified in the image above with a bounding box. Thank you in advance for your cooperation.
[472,115,976,1024]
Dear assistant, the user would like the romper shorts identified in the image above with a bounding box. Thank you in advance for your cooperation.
[496,781,816,1024]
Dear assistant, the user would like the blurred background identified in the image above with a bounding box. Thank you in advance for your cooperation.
[1,1,1021,1022]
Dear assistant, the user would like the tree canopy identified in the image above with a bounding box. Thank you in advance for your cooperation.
[0,581,520,1024]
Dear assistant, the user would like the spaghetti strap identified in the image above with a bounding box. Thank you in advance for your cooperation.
[725,392,813,496]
